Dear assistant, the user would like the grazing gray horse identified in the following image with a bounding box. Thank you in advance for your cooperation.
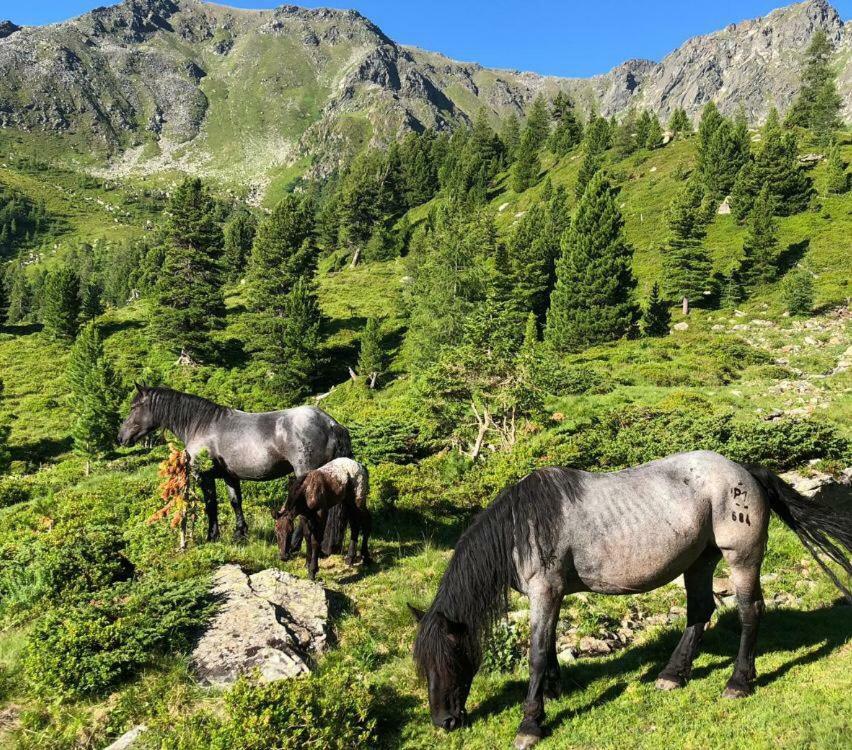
[117,385,352,541]
[410,451,852,749]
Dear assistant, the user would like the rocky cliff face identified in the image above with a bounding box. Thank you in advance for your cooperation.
[0,0,848,183]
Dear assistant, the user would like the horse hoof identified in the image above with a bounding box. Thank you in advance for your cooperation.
[655,676,684,691]
[722,684,752,699]
[514,732,541,750]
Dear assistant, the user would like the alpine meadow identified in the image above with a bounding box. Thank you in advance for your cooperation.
[1,1,852,749]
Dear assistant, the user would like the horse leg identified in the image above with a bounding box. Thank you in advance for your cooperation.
[200,471,219,542]
[307,511,326,581]
[344,503,360,566]
[543,626,562,700]
[515,581,563,750]
[358,506,372,565]
[722,556,764,698]
[656,547,721,690]
[223,476,248,541]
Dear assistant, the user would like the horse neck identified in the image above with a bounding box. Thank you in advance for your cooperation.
[151,391,215,446]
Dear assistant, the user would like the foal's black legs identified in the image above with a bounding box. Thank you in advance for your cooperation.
[344,503,361,566]
[515,583,563,750]
[723,564,764,698]
[223,475,248,541]
[656,548,721,690]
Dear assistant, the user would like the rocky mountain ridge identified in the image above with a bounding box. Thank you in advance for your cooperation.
[0,0,848,184]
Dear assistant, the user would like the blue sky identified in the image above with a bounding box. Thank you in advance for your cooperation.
[2,0,850,77]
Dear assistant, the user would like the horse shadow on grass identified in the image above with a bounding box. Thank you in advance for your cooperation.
[472,601,849,734]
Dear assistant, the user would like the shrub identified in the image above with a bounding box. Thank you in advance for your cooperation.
[726,418,848,471]
[0,475,30,508]
[24,577,214,698]
[159,668,378,750]
[482,618,528,673]
[783,268,815,315]
[350,418,421,464]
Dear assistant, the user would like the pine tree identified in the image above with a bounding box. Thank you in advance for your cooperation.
[640,282,670,336]
[222,209,257,282]
[399,130,440,207]
[697,102,724,183]
[338,148,404,249]
[739,185,779,291]
[150,178,225,361]
[524,95,551,151]
[719,267,745,309]
[614,109,639,157]
[548,108,583,156]
[783,267,815,316]
[550,91,572,121]
[644,113,664,149]
[67,322,120,471]
[584,115,612,155]
[509,205,553,322]
[247,193,315,313]
[825,142,848,195]
[42,266,81,340]
[260,278,323,403]
[661,180,712,306]
[5,265,30,324]
[358,317,384,388]
[364,221,399,262]
[545,172,638,351]
[730,120,812,219]
[785,30,842,145]
[501,114,522,162]
[668,108,692,138]
[511,129,541,193]
[701,119,750,199]
[0,270,6,325]
[79,279,103,322]
[575,148,602,200]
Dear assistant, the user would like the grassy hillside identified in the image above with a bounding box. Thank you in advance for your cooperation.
[0,122,849,750]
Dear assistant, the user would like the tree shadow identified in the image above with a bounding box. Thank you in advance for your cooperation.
[99,319,145,337]
[470,601,848,735]
[9,435,73,467]
[776,239,810,276]
[0,322,41,336]
[216,336,249,368]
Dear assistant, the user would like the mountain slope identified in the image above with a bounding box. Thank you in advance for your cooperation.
[0,0,849,187]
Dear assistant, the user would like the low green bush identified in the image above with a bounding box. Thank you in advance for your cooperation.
[0,475,30,508]
[482,618,528,673]
[159,668,378,750]
[350,417,422,464]
[24,576,213,698]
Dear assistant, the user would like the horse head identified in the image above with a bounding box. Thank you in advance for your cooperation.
[271,504,297,560]
[117,383,158,446]
[410,604,473,731]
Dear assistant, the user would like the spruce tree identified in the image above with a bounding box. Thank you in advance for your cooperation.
[697,102,724,183]
[545,172,638,351]
[783,267,815,316]
[42,267,81,340]
[584,115,612,155]
[261,278,323,403]
[511,129,541,193]
[548,108,583,156]
[720,267,745,309]
[825,143,848,195]
[501,114,522,162]
[640,282,670,336]
[68,322,120,471]
[79,279,103,322]
[150,178,225,361]
[399,130,440,207]
[701,119,750,199]
[614,109,639,157]
[247,193,315,313]
[575,148,602,200]
[739,185,779,291]
[5,265,30,324]
[364,221,399,262]
[661,180,712,306]
[668,108,692,138]
[785,30,841,145]
[358,317,384,388]
[524,95,551,151]
[223,209,257,282]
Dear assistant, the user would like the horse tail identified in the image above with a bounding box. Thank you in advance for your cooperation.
[332,424,353,459]
[745,463,852,603]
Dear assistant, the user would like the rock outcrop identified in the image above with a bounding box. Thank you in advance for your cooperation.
[190,564,328,686]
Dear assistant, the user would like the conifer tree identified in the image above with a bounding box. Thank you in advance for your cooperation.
[501,114,522,162]
[575,148,602,200]
[584,115,612,155]
[825,142,848,195]
[67,322,120,471]
[668,108,692,138]
[661,180,712,306]
[261,278,323,403]
[338,148,404,249]
[150,178,225,361]
[640,282,670,336]
[783,267,815,316]
[364,221,399,262]
[697,102,724,181]
[701,119,750,199]
[730,117,812,219]
[79,279,103,322]
[222,209,256,282]
[614,109,639,157]
[524,95,551,151]
[358,317,384,388]
[548,108,583,156]
[785,30,842,145]
[42,266,81,340]
[545,172,638,351]
[247,193,315,313]
[644,113,664,149]
[739,185,779,291]
[0,271,6,325]
[550,91,572,121]
[5,265,30,324]
[399,130,440,207]
[720,267,745,309]
[511,129,541,193]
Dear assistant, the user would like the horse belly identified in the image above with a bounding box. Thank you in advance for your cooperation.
[570,502,712,595]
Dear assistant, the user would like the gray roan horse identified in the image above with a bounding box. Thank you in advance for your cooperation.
[410,451,852,749]
[117,385,352,541]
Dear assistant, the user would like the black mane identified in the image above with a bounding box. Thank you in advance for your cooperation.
[414,467,582,677]
[146,387,230,436]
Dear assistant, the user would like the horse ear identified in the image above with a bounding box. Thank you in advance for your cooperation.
[407,603,425,623]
